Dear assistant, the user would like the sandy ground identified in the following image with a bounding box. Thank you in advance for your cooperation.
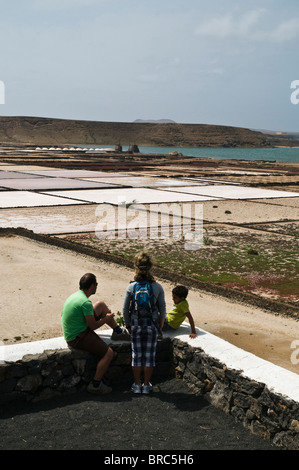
[1,234,299,375]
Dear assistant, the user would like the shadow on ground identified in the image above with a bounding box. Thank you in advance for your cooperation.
[0,378,277,451]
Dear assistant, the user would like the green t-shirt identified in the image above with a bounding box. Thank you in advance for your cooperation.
[167,299,189,329]
[61,290,94,341]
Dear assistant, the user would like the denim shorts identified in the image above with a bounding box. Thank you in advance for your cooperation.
[131,318,158,367]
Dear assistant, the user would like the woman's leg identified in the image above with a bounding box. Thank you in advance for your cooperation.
[131,323,142,386]
[132,366,142,385]
[143,324,158,385]
[143,366,154,385]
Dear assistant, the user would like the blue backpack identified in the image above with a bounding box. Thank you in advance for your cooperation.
[132,281,154,318]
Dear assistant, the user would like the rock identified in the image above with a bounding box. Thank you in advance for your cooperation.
[16,374,42,393]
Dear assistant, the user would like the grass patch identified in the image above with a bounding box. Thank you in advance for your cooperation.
[65,227,299,304]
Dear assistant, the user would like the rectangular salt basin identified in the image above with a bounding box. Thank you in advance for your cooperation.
[42,187,219,205]
[158,185,299,199]
[0,203,201,235]
[81,176,204,187]
[0,171,45,179]
[0,191,88,208]
[0,178,120,191]
[0,204,126,233]
[26,170,129,178]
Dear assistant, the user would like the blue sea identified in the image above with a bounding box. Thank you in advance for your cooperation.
[82,145,299,163]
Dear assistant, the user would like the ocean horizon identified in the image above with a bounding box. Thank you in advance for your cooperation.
[82,145,299,164]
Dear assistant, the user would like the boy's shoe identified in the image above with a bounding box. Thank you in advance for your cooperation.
[111,328,131,341]
[142,383,153,394]
[131,383,142,394]
[87,381,112,395]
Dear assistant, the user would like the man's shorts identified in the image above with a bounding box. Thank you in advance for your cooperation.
[67,328,108,358]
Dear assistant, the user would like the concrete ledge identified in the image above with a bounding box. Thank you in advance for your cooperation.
[2,323,299,402]
[165,323,299,403]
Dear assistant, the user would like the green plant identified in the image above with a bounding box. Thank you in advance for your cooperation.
[247,248,259,256]
[203,229,213,245]
[116,311,124,326]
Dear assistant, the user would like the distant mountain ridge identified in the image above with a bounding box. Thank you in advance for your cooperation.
[133,119,176,123]
[0,116,296,147]
[253,128,299,141]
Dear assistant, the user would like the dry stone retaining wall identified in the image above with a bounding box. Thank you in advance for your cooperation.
[0,339,171,404]
[171,338,299,450]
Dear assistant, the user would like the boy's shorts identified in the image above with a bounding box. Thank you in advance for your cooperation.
[162,317,174,331]
[67,327,108,358]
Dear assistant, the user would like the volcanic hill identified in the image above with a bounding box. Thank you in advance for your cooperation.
[0,116,296,148]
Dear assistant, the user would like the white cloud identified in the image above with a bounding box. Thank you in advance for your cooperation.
[194,9,265,38]
[195,15,232,38]
[252,18,299,43]
[194,9,299,43]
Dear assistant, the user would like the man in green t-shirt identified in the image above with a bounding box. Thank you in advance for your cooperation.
[163,285,197,338]
[61,273,129,394]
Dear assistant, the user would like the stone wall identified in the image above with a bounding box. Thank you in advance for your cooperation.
[0,338,172,405]
[1,329,299,450]
[171,338,299,450]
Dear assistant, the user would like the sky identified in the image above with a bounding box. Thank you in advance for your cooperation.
[0,0,298,131]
